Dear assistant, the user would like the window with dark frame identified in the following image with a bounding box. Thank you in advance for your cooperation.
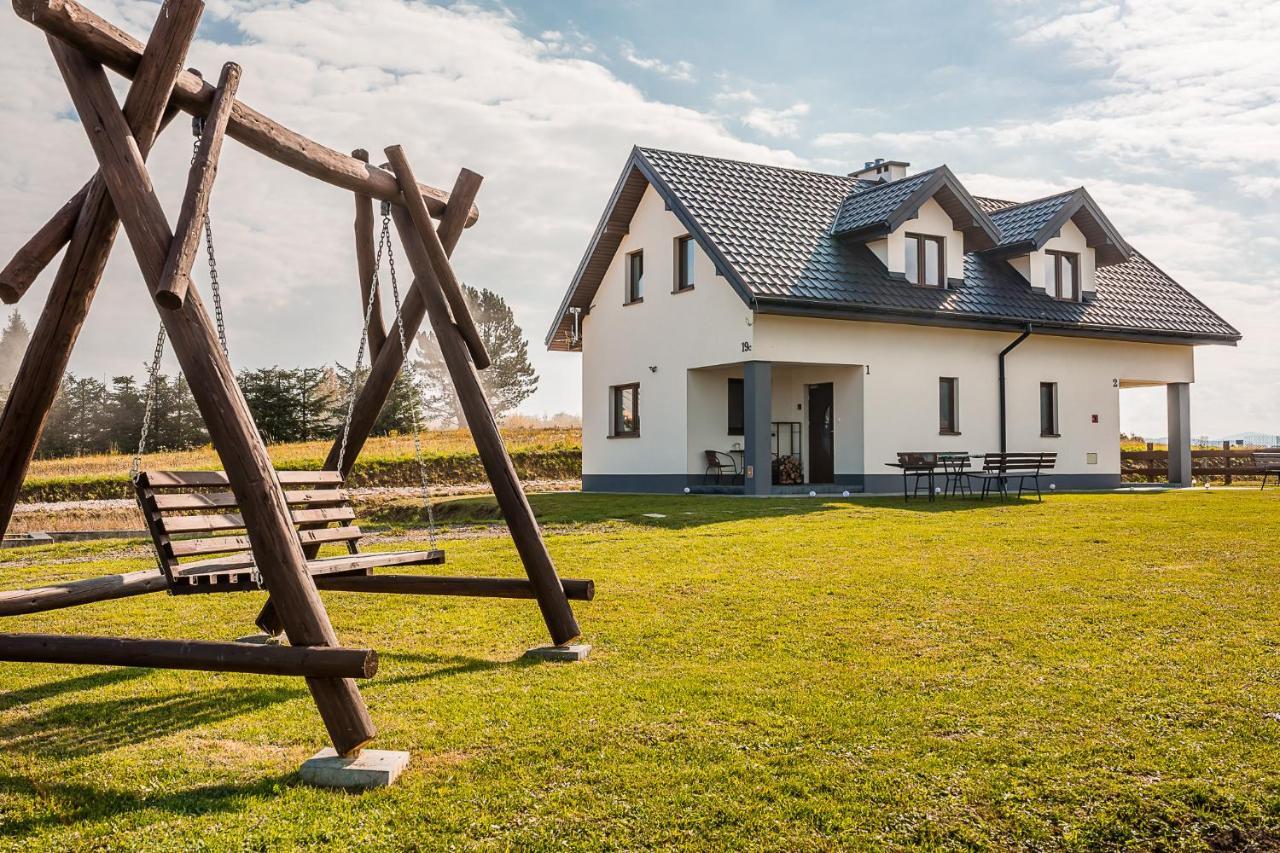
[1045,250,1080,301]
[625,250,644,304]
[727,377,744,435]
[674,235,696,292]
[611,383,640,437]
[1040,382,1059,436]
[939,377,959,434]
[905,233,945,287]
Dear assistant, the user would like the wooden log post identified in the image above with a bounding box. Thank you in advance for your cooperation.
[313,574,595,601]
[383,147,490,369]
[1147,442,1156,483]
[6,0,479,299]
[321,168,483,473]
[52,43,375,756]
[0,569,168,617]
[351,149,387,360]
[1223,440,1233,486]
[0,633,378,678]
[387,188,580,646]
[155,61,240,310]
[0,0,203,538]
[254,167,483,637]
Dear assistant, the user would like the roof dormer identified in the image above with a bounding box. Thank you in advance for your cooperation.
[983,187,1131,302]
[831,165,1000,288]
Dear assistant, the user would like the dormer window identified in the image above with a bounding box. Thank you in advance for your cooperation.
[905,233,944,287]
[1046,250,1080,301]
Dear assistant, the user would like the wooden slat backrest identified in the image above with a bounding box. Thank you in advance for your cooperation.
[1253,452,1280,468]
[982,452,1057,473]
[133,470,361,585]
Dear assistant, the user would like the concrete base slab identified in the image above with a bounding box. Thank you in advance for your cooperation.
[523,643,592,662]
[299,748,409,790]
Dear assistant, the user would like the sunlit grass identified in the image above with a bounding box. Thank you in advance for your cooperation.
[1,489,1278,849]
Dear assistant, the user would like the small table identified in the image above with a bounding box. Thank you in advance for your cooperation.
[886,452,979,501]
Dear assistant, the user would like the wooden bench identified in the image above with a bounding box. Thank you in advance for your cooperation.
[134,469,445,594]
[1254,452,1280,490]
[969,452,1057,501]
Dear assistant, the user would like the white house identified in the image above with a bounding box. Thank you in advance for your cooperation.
[546,148,1240,494]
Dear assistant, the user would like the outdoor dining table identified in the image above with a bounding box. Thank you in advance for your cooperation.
[885,452,979,501]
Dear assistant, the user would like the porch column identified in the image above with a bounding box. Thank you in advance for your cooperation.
[743,361,772,496]
[1167,382,1193,487]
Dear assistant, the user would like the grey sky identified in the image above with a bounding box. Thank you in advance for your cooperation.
[0,0,1274,438]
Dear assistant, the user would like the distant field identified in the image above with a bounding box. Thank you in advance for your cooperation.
[16,428,583,503]
[27,428,581,480]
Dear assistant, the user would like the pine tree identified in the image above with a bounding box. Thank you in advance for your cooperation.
[106,375,145,454]
[0,309,31,397]
[415,285,538,426]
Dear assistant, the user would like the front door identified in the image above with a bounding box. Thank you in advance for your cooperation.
[807,383,834,483]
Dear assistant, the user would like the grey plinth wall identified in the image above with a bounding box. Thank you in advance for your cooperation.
[743,361,772,496]
[1167,382,1193,487]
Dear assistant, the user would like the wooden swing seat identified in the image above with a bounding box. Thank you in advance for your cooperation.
[134,469,444,594]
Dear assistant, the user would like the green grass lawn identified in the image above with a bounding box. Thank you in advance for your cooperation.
[2,490,1280,850]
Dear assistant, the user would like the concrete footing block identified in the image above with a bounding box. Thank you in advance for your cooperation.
[523,643,592,662]
[300,748,409,790]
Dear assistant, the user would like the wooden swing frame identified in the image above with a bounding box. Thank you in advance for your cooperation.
[0,0,590,759]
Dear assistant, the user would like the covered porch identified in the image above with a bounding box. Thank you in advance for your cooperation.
[687,361,864,495]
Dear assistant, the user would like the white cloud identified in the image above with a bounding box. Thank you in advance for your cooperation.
[741,102,810,138]
[619,44,694,82]
[0,0,798,418]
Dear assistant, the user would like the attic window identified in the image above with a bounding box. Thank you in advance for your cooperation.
[1046,250,1080,301]
[905,233,944,287]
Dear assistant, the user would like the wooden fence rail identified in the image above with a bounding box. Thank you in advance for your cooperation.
[1120,442,1278,484]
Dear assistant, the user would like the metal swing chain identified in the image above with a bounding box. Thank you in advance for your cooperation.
[133,126,232,482]
[383,208,439,548]
[335,204,438,547]
[335,213,390,477]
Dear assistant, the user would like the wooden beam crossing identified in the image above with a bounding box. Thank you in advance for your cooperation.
[155,61,241,310]
[52,41,374,756]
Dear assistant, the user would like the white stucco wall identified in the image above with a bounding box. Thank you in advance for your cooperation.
[579,184,752,478]
[752,316,1194,479]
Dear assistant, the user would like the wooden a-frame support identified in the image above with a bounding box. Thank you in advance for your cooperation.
[0,0,586,761]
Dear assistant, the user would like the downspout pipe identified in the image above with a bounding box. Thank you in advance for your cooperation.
[998,324,1034,453]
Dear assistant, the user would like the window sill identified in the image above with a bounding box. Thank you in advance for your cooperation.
[608,433,641,439]
[623,297,644,306]
[939,430,962,436]
[671,285,695,294]
[1041,432,1061,438]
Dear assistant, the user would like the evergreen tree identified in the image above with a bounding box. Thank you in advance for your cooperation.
[240,366,297,443]
[106,375,145,454]
[295,366,339,441]
[0,309,31,397]
[415,285,538,426]
[331,363,421,437]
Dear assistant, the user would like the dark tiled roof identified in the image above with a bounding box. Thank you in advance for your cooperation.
[986,190,1075,246]
[830,169,937,236]
[547,147,1239,348]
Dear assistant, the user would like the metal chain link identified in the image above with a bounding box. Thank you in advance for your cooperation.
[383,210,438,548]
[131,324,168,482]
[335,212,391,476]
